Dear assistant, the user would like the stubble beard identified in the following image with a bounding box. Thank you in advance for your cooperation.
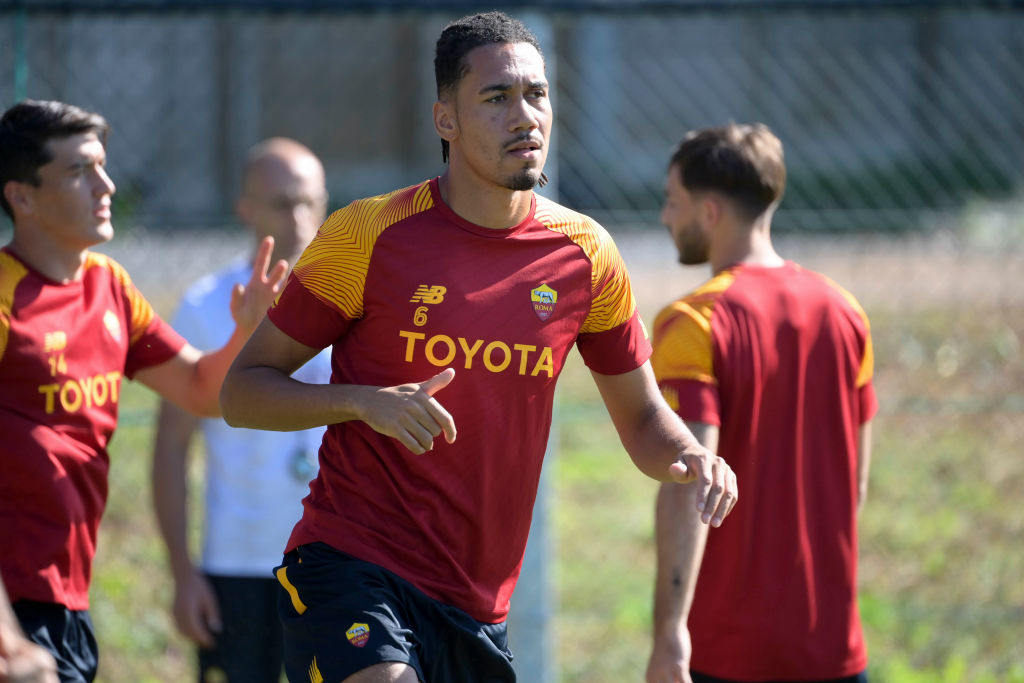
[677,225,710,265]
[502,166,541,192]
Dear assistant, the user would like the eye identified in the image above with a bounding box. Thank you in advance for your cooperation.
[486,93,506,103]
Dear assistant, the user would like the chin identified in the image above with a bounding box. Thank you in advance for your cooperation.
[503,169,540,192]
[91,222,115,245]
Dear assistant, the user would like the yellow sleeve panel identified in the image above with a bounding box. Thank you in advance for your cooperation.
[0,250,29,360]
[816,272,875,389]
[535,196,637,334]
[650,270,736,386]
[83,252,156,345]
[291,182,434,319]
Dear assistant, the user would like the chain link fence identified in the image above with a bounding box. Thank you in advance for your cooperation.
[2,2,1023,232]
[2,3,1023,681]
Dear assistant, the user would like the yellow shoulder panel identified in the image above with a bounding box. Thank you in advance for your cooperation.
[650,270,736,385]
[815,271,874,388]
[0,251,29,361]
[534,196,636,334]
[291,182,433,319]
[84,252,155,344]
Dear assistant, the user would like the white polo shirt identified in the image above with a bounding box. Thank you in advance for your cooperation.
[174,257,332,577]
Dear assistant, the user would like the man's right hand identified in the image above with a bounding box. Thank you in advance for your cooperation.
[172,569,222,649]
[0,624,58,683]
[357,369,457,454]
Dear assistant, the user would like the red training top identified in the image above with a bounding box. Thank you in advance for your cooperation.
[651,262,877,680]
[0,248,185,609]
[269,178,651,623]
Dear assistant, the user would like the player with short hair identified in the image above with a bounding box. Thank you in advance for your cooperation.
[220,11,738,683]
[645,123,876,683]
[0,99,286,683]
[151,137,331,683]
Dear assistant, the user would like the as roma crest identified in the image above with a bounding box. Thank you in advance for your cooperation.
[530,284,558,321]
[346,622,370,648]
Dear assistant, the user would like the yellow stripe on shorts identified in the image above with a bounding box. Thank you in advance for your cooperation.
[276,565,308,615]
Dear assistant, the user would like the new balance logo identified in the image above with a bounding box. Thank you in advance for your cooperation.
[410,284,447,304]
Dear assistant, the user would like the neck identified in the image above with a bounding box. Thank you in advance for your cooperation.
[437,168,534,230]
[710,216,784,274]
[8,230,88,283]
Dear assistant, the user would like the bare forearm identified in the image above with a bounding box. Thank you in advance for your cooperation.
[189,328,250,417]
[220,365,366,431]
[652,482,709,632]
[151,402,198,579]
[652,421,718,633]
[618,402,705,482]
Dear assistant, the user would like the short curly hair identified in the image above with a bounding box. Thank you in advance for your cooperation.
[434,11,543,162]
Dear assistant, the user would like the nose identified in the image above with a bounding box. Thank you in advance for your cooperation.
[509,94,539,133]
[94,165,116,197]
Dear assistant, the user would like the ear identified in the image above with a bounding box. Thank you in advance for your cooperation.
[3,179,33,217]
[433,99,458,144]
[700,193,721,226]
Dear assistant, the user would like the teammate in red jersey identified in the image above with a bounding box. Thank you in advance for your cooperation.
[645,124,877,683]
[220,11,738,683]
[0,99,286,683]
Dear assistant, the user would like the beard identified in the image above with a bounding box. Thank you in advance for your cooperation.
[675,223,710,265]
[502,166,541,192]
[678,247,709,265]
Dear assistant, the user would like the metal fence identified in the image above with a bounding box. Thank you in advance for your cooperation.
[3,4,1023,681]
[2,2,1023,232]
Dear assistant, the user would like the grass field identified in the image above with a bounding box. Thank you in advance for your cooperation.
[86,231,1023,681]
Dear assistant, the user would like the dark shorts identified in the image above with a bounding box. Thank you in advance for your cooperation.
[12,600,98,683]
[691,670,868,683]
[275,542,515,683]
[198,574,284,683]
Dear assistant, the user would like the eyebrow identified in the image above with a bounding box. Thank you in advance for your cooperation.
[67,154,104,168]
[478,79,548,95]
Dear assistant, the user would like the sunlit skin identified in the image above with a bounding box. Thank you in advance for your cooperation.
[661,163,783,274]
[661,164,711,267]
[235,146,327,266]
[5,132,116,282]
[434,41,552,229]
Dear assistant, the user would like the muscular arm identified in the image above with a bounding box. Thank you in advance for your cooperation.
[219,317,457,455]
[590,361,736,525]
[646,422,719,683]
[151,400,200,583]
[150,401,220,648]
[134,236,289,418]
[857,420,873,515]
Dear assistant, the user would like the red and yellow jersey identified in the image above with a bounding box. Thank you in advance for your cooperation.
[0,247,185,609]
[651,261,876,680]
[268,178,650,622]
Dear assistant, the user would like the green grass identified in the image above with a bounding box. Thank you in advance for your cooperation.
[548,303,1024,683]
[90,299,1024,681]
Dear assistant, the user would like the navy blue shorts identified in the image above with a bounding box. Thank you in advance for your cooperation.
[198,574,284,683]
[275,542,515,683]
[691,670,868,683]
[12,600,98,683]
